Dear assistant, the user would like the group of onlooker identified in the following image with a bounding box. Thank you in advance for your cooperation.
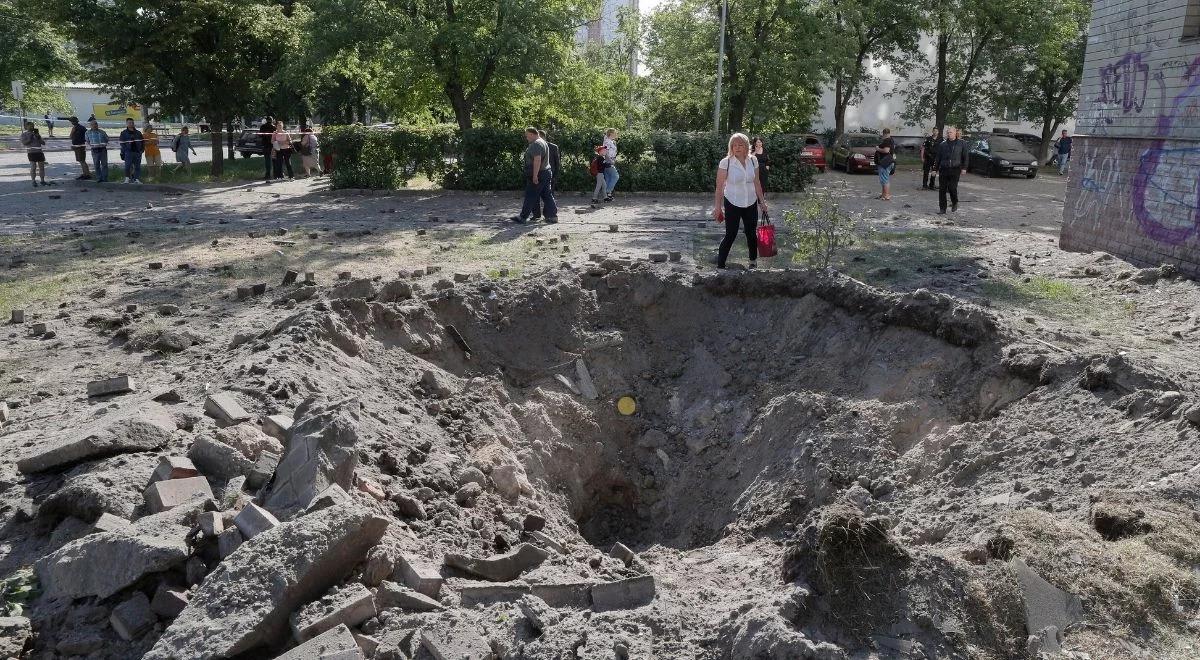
[22,116,199,185]
[258,116,322,182]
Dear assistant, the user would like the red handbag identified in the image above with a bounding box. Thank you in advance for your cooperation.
[757,211,777,258]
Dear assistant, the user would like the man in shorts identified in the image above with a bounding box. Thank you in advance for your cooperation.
[68,116,92,180]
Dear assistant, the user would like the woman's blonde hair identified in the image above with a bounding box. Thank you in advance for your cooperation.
[726,132,750,158]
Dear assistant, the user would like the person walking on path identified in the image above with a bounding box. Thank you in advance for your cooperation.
[601,128,619,202]
[85,120,110,183]
[511,127,557,224]
[44,113,55,138]
[299,126,321,177]
[260,116,276,182]
[712,132,768,269]
[171,126,198,173]
[921,127,941,190]
[936,127,968,214]
[752,137,771,191]
[119,118,145,184]
[20,121,48,187]
[272,122,295,180]
[876,128,896,200]
[535,130,561,221]
[142,123,163,179]
[67,116,92,180]
[1055,130,1073,176]
[590,143,608,205]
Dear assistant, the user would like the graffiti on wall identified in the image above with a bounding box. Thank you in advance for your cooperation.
[1071,50,1200,246]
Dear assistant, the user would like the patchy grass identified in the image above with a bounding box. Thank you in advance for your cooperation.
[140,155,311,185]
[0,271,90,316]
[978,275,1097,320]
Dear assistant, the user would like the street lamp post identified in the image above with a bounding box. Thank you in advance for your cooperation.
[713,0,727,133]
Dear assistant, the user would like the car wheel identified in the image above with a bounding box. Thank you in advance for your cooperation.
[818,167,825,174]
[240,151,251,158]
[986,162,996,177]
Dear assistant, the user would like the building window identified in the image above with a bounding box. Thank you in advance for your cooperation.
[1186,0,1200,39]
[998,106,1021,123]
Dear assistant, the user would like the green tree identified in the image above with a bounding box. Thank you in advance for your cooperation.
[817,0,923,141]
[898,0,1035,132]
[305,0,597,130]
[0,0,80,112]
[644,0,824,133]
[45,0,289,175]
[989,0,1089,161]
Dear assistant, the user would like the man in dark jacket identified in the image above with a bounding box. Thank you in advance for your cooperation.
[920,127,941,190]
[535,130,561,222]
[68,116,92,180]
[118,118,145,184]
[936,127,968,214]
[260,116,275,182]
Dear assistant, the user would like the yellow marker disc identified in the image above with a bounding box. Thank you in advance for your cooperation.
[617,396,637,416]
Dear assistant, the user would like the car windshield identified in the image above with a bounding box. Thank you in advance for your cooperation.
[848,136,879,147]
[986,136,1026,152]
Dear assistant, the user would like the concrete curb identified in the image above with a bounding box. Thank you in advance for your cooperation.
[66,180,196,195]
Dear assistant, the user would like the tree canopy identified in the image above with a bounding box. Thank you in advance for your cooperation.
[0,0,80,111]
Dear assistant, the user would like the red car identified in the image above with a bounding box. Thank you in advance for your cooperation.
[831,132,882,173]
[798,134,827,173]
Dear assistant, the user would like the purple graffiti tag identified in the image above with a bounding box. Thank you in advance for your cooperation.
[1130,55,1200,245]
[1099,52,1150,113]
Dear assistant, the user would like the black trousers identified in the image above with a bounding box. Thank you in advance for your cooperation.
[939,170,960,210]
[922,161,938,187]
[263,147,273,180]
[718,199,758,267]
[274,148,294,179]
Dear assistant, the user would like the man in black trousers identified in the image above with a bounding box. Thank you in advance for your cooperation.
[260,116,275,182]
[936,127,968,214]
[921,127,941,190]
[535,130,560,223]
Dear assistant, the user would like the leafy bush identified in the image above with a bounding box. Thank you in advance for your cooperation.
[0,568,39,617]
[324,124,817,193]
[783,191,861,268]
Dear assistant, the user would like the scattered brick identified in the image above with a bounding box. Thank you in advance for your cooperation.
[144,476,214,514]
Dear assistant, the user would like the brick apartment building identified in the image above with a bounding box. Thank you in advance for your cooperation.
[1061,0,1200,276]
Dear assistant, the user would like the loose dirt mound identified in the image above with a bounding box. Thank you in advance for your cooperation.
[3,264,1200,659]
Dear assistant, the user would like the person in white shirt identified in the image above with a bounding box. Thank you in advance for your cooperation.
[712,132,769,269]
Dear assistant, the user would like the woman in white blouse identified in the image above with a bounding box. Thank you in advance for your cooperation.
[712,132,769,268]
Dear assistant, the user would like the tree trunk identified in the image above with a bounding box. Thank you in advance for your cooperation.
[446,83,473,131]
[728,92,747,133]
[226,120,235,162]
[1038,116,1058,163]
[935,32,948,131]
[834,77,846,143]
[209,114,225,176]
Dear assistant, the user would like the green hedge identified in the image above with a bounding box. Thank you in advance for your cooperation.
[323,124,816,193]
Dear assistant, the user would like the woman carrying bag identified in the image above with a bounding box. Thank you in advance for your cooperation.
[712,132,769,269]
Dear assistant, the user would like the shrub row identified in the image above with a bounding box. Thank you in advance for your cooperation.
[323,125,817,193]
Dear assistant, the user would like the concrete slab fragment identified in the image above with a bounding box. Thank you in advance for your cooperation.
[274,623,359,660]
[205,392,252,426]
[290,583,377,642]
[444,543,549,582]
[17,404,177,473]
[87,375,136,398]
[590,575,656,611]
[395,555,443,598]
[144,476,213,514]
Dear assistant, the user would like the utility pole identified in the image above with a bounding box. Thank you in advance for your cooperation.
[713,0,727,133]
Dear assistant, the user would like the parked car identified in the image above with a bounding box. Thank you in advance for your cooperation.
[798,134,827,173]
[892,135,924,162]
[236,129,265,158]
[966,134,1040,178]
[830,133,883,173]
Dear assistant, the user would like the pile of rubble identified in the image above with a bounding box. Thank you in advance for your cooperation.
[3,264,1200,659]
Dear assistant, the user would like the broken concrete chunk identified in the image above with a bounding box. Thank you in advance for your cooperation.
[36,531,189,599]
[395,555,444,598]
[262,414,294,442]
[197,511,224,537]
[609,542,635,566]
[151,583,190,619]
[291,583,377,642]
[306,484,352,514]
[274,623,359,660]
[188,435,255,481]
[145,476,214,514]
[528,531,566,555]
[420,614,492,660]
[111,592,156,641]
[204,392,252,426]
[263,398,362,518]
[444,543,549,582]
[0,402,9,424]
[0,616,31,658]
[247,451,280,489]
[1011,558,1083,652]
[531,582,592,608]
[91,512,134,535]
[87,375,136,398]
[217,422,284,461]
[17,404,177,473]
[518,595,559,632]
[352,633,379,658]
[575,359,599,400]
[233,502,280,540]
[590,575,656,611]
[458,581,531,607]
[145,504,389,659]
[377,580,443,611]
[151,456,199,483]
[218,526,245,559]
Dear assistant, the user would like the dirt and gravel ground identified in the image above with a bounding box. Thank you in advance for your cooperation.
[2,153,1200,660]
